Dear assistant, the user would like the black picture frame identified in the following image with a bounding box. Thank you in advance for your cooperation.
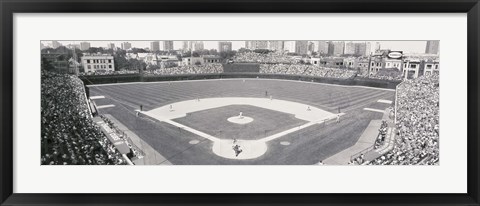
[1,0,479,205]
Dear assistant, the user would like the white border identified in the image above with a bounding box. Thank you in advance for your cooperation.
[14,13,467,193]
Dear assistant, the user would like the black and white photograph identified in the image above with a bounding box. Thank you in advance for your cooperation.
[4,0,478,203]
[41,40,440,165]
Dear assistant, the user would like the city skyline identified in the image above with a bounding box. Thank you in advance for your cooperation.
[43,40,431,54]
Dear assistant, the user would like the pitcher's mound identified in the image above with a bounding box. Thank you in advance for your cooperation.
[227,116,254,124]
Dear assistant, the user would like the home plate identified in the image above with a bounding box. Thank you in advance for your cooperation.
[212,139,267,160]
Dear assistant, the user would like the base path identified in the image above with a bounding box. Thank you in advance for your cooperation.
[144,97,334,122]
[142,97,342,160]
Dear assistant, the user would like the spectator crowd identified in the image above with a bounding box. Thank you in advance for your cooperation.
[233,51,297,64]
[79,70,139,76]
[41,71,125,165]
[357,68,403,81]
[145,63,223,76]
[357,73,403,81]
[374,120,389,149]
[368,74,440,165]
[348,120,390,165]
[260,64,358,79]
[99,115,145,160]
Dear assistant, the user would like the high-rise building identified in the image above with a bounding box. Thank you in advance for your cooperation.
[80,42,91,51]
[311,41,319,52]
[354,42,367,56]
[218,41,233,52]
[425,40,440,54]
[329,41,345,56]
[344,42,356,55]
[245,41,268,50]
[107,43,115,50]
[150,41,160,52]
[247,41,268,50]
[364,42,371,56]
[327,42,334,55]
[66,44,80,50]
[268,41,284,51]
[375,42,381,52]
[318,41,329,55]
[52,41,62,49]
[163,41,174,51]
[193,41,204,51]
[182,41,192,51]
[257,41,269,49]
[121,42,132,50]
[307,42,316,54]
[339,42,371,56]
[283,41,296,53]
[295,41,308,55]
[245,41,252,49]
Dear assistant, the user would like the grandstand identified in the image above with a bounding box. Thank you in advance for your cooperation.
[223,63,260,73]
[41,71,126,165]
[364,74,439,165]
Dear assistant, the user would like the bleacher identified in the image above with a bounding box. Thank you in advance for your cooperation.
[222,63,260,73]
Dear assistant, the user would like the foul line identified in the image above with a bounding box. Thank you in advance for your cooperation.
[377,99,393,104]
[163,119,220,142]
[261,122,316,142]
[96,104,115,109]
[363,108,384,113]
[90,95,105,99]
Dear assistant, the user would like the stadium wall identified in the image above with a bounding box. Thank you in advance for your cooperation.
[79,73,401,89]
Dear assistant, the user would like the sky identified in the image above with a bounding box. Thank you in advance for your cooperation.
[47,40,429,54]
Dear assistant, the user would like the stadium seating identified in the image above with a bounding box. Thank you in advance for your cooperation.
[260,64,357,80]
[223,63,260,73]
[367,74,439,165]
[145,64,223,76]
[357,68,403,81]
[233,51,296,64]
[41,71,125,165]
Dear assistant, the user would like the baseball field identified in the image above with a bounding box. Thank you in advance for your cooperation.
[88,78,394,165]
